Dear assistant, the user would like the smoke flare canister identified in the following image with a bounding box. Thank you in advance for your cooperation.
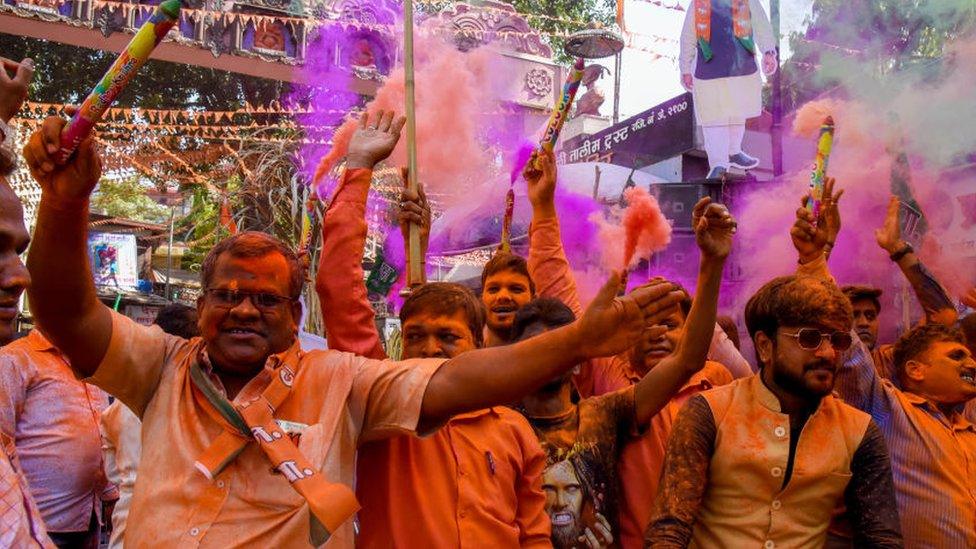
[56,0,181,164]
[807,116,835,224]
[536,57,586,165]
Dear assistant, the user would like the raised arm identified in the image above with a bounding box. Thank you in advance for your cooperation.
[789,184,892,417]
[645,395,716,547]
[23,114,112,377]
[792,176,842,282]
[315,110,407,359]
[525,149,581,317]
[875,195,957,326]
[419,275,683,431]
[524,148,613,395]
[632,198,734,426]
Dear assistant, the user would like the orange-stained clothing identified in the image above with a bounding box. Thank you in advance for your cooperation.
[591,357,732,549]
[836,336,976,548]
[90,311,445,548]
[316,167,387,360]
[803,252,976,546]
[872,344,895,380]
[0,431,55,548]
[693,376,872,548]
[315,167,551,547]
[0,330,114,532]
[356,408,551,548]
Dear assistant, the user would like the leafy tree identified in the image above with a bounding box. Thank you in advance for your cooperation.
[418,0,615,63]
[91,176,171,223]
[779,0,976,112]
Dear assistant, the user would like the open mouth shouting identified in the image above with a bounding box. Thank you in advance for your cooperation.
[550,511,575,527]
[961,370,976,385]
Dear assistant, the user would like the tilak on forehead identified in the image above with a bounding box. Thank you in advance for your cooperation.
[216,254,292,290]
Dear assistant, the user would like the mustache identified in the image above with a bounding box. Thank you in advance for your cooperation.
[803,359,836,372]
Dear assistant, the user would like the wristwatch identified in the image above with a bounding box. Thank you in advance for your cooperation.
[889,242,914,262]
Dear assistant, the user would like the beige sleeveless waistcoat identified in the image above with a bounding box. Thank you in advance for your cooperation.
[694,375,871,549]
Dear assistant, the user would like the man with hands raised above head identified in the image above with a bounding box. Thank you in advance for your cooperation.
[22,109,684,548]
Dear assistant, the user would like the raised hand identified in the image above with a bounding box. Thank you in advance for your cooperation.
[22,112,102,204]
[346,109,407,169]
[0,57,33,123]
[577,274,683,359]
[874,195,904,254]
[398,183,431,256]
[523,149,557,217]
[692,197,736,260]
[792,176,843,263]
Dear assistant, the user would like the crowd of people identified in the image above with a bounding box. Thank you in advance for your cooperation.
[1,39,975,549]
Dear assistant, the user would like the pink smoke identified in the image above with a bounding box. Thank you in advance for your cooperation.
[313,27,511,210]
[622,187,672,268]
[588,186,671,272]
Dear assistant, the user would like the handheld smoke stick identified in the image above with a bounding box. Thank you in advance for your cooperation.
[499,188,515,253]
[533,27,625,169]
[807,116,835,226]
[57,0,181,164]
[536,58,586,165]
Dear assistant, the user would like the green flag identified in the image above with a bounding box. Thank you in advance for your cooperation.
[366,248,400,297]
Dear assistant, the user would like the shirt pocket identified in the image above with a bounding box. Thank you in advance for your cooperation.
[297,424,327,470]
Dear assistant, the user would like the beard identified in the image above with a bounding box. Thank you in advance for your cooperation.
[771,356,836,399]
[551,522,582,549]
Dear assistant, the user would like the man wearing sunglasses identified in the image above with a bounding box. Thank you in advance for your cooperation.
[794,190,976,547]
[21,111,683,548]
[646,182,902,547]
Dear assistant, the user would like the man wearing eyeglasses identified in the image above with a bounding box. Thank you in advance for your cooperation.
[21,111,683,548]
[645,183,902,547]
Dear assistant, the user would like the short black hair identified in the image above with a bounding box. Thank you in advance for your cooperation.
[201,231,304,298]
[511,297,575,341]
[154,303,199,339]
[745,275,853,365]
[893,323,966,384]
[716,314,741,350]
[400,283,486,347]
[842,285,883,313]
[481,252,536,296]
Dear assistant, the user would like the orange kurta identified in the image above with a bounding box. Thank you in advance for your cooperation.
[89,312,445,548]
[316,167,551,546]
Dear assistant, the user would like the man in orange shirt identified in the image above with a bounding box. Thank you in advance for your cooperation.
[512,194,735,548]
[315,120,549,546]
[22,110,681,548]
[481,252,536,347]
[0,329,115,548]
[0,55,56,549]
